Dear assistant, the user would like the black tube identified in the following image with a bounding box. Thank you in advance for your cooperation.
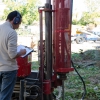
[71,60,86,100]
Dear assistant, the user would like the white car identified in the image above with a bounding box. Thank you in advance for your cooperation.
[71,32,99,44]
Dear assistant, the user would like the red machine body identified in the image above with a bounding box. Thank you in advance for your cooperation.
[16,54,31,77]
[53,0,73,74]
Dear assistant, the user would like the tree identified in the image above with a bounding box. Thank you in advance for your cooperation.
[78,12,100,25]
[2,0,41,25]
[72,0,100,25]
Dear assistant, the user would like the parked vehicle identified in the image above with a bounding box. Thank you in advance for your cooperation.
[91,28,100,37]
[71,32,99,44]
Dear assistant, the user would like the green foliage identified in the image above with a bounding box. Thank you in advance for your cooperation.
[72,0,100,25]
[62,50,100,99]
[72,19,78,25]
[2,0,40,25]
[78,12,100,25]
[84,50,96,60]
[64,66,100,100]
[71,52,83,61]
[31,61,39,70]
[78,12,93,25]
[53,65,100,99]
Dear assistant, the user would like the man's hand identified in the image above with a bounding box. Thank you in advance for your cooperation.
[19,49,26,56]
[15,49,26,58]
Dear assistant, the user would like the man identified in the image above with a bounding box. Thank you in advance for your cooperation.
[0,11,26,100]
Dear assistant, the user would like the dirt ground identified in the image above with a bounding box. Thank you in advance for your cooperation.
[71,41,100,53]
[71,41,100,67]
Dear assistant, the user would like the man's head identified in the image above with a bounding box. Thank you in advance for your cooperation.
[6,10,22,29]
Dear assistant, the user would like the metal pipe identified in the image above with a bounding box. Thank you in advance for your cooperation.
[45,3,52,80]
[24,81,27,100]
[19,80,24,100]
[62,80,64,100]
[44,1,52,100]
[39,9,44,100]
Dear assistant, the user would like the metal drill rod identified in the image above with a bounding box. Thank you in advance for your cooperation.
[19,80,24,100]
[62,80,65,100]
[44,0,52,99]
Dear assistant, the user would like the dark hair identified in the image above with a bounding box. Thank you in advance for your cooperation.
[6,10,22,21]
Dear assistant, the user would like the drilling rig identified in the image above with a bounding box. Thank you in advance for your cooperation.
[12,0,74,100]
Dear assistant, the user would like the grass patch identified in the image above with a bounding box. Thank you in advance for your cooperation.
[64,50,100,100]
[31,61,39,70]
[31,50,100,99]
[64,66,100,100]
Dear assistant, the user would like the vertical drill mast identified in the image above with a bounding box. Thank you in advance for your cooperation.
[39,0,73,100]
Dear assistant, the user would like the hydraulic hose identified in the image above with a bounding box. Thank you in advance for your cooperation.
[71,60,86,100]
